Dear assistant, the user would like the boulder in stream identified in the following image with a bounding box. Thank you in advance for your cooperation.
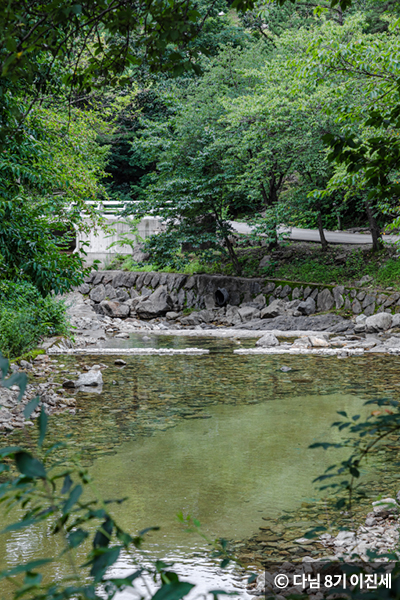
[75,370,103,387]
[256,333,280,347]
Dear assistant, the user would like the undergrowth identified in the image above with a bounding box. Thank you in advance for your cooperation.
[107,255,223,276]
[0,280,69,358]
[273,256,400,287]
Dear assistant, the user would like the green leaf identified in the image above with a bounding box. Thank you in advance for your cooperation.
[349,466,360,478]
[0,446,22,457]
[309,442,339,449]
[220,558,230,568]
[152,582,195,600]
[68,528,89,548]
[116,528,133,547]
[2,517,44,533]
[0,559,52,580]
[0,355,9,378]
[23,571,42,586]
[93,517,113,548]
[139,526,160,536]
[24,396,40,420]
[161,571,180,584]
[63,484,83,514]
[38,406,48,447]
[15,452,46,479]
[89,546,121,582]
[109,569,143,587]
[61,474,73,494]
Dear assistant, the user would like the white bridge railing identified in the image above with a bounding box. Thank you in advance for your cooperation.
[85,200,138,215]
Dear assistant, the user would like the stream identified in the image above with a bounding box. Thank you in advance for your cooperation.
[1,338,399,598]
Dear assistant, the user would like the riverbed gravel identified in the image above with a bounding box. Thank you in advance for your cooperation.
[0,355,108,434]
[43,291,400,356]
[246,499,400,599]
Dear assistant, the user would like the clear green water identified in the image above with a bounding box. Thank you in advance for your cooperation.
[1,346,399,598]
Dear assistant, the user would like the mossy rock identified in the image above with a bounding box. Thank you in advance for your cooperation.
[14,348,45,363]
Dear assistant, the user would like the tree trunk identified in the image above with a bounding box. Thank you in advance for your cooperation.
[260,182,269,207]
[268,174,278,206]
[317,211,328,251]
[225,235,242,275]
[365,200,383,252]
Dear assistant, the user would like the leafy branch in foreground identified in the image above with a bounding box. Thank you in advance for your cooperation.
[310,398,400,511]
[0,353,248,599]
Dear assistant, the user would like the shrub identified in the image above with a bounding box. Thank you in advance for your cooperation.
[0,280,69,358]
[0,280,41,305]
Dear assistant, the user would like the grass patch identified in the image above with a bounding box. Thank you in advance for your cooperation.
[107,255,224,276]
[273,254,400,288]
[13,349,45,364]
[374,259,400,287]
[274,260,347,284]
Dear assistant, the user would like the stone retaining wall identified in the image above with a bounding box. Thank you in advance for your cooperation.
[79,271,400,319]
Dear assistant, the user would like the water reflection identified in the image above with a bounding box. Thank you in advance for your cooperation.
[90,395,368,548]
[1,351,399,599]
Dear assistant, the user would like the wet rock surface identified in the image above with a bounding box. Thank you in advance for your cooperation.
[234,314,353,332]
[75,368,103,387]
[256,333,280,347]
[0,354,79,434]
[246,497,400,598]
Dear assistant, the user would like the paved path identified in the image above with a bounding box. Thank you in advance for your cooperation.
[230,222,400,245]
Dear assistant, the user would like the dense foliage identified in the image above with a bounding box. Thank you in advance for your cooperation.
[3,2,400,597]
[0,105,111,294]
[114,0,400,268]
[1,0,255,293]
[3,0,400,277]
[0,282,68,358]
[0,0,260,354]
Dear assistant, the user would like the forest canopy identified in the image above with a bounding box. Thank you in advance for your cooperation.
[2,0,400,283]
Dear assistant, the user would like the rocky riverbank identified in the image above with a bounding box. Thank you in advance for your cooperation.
[0,355,110,434]
[4,281,400,431]
[44,289,400,357]
[245,497,400,599]
[52,268,400,355]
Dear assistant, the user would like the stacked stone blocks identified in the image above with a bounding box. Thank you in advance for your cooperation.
[79,271,400,319]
